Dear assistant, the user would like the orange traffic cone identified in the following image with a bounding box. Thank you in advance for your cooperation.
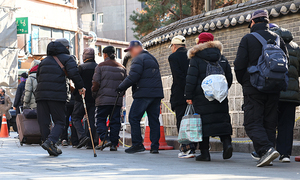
[0,114,9,138]
[143,107,173,150]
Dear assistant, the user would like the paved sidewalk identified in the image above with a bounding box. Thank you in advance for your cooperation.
[0,132,300,180]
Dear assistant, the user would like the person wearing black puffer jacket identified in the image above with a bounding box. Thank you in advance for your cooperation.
[234,10,288,167]
[117,41,164,154]
[185,32,233,162]
[270,24,300,163]
[72,48,98,149]
[36,38,85,156]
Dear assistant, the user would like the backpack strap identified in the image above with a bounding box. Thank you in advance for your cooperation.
[275,36,281,46]
[251,32,267,46]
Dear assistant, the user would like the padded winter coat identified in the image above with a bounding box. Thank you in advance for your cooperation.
[92,58,126,106]
[118,50,164,99]
[24,60,40,109]
[271,27,300,105]
[185,41,233,137]
[35,42,84,102]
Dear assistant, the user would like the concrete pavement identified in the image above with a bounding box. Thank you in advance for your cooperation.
[1,132,300,180]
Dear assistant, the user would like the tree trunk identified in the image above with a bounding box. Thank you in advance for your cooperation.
[191,0,205,16]
[237,0,243,3]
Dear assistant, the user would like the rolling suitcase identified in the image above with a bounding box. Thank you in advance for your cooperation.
[16,107,41,146]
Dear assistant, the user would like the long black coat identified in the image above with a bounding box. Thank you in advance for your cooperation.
[185,41,233,137]
[271,27,300,105]
[13,81,25,107]
[234,23,288,95]
[168,47,190,110]
[118,50,164,99]
[35,42,84,102]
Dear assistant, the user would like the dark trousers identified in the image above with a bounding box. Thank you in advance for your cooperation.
[276,102,296,156]
[96,105,121,146]
[243,93,280,156]
[61,105,74,141]
[129,98,161,150]
[37,101,66,143]
[199,136,231,150]
[0,117,10,134]
[71,101,96,143]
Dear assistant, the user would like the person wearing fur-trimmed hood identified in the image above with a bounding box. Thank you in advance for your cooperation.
[185,32,233,161]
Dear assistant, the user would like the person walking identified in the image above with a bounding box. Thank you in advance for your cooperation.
[13,72,28,114]
[71,48,98,149]
[269,24,300,163]
[117,41,164,154]
[92,46,126,151]
[168,35,195,158]
[185,32,233,162]
[0,88,12,133]
[234,10,288,167]
[23,60,40,109]
[35,38,85,156]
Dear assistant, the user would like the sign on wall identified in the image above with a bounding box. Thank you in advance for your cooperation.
[16,17,28,34]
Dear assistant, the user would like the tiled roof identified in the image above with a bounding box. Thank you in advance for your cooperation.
[141,0,299,48]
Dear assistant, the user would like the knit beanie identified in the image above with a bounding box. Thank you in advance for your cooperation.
[82,48,95,61]
[195,32,214,44]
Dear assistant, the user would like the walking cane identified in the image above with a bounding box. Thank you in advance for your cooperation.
[81,94,97,157]
[100,92,121,151]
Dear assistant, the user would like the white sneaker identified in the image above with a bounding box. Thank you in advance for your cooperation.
[279,155,291,163]
[178,150,195,158]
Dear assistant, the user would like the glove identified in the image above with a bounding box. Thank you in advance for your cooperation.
[116,87,123,94]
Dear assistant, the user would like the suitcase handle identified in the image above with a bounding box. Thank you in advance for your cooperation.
[19,106,23,114]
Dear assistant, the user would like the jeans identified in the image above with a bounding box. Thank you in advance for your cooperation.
[96,105,121,146]
[129,98,161,150]
[276,102,297,156]
[37,101,66,143]
[243,93,280,156]
[71,101,96,143]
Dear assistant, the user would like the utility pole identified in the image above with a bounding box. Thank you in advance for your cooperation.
[93,0,97,33]
[124,0,127,42]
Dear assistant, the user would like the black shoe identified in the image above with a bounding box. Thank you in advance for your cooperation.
[77,136,90,149]
[86,146,93,149]
[251,151,260,161]
[41,140,62,156]
[61,140,68,146]
[150,149,159,154]
[110,145,118,151]
[196,150,211,161]
[125,144,146,154]
[257,147,279,167]
[223,144,233,160]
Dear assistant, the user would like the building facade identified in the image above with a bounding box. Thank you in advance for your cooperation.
[78,0,142,42]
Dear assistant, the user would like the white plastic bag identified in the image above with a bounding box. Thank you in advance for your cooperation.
[201,74,228,103]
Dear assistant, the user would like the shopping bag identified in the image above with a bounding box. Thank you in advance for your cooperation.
[201,74,228,103]
[178,105,202,144]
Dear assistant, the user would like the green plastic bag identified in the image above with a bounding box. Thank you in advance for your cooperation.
[178,105,202,144]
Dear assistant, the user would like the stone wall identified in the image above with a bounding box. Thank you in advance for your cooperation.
[145,13,300,138]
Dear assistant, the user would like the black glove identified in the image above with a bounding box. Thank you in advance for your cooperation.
[116,87,123,94]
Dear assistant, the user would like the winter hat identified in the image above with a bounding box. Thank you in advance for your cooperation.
[20,72,28,78]
[103,46,115,54]
[30,60,40,69]
[195,33,214,44]
[82,48,95,62]
[248,10,269,28]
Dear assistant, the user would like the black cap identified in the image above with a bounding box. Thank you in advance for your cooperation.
[19,72,28,78]
[103,46,115,54]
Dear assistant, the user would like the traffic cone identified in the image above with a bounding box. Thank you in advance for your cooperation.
[143,107,173,150]
[0,114,9,138]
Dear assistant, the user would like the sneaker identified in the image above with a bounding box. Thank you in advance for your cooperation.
[96,140,112,150]
[195,150,211,161]
[86,146,93,149]
[125,144,145,154]
[279,155,291,163]
[110,145,118,151]
[41,139,62,156]
[178,150,195,158]
[77,136,90,149]
[150,149,159,154]
[251,151,260,161]
[61,140,68,146]
[257,147,279,167]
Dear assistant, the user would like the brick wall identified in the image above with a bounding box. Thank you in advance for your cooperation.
[143,13,300,138]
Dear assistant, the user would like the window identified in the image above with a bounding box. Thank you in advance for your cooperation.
[98,13,103,24]
[116,48,122,59]
[97,45,102,57]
